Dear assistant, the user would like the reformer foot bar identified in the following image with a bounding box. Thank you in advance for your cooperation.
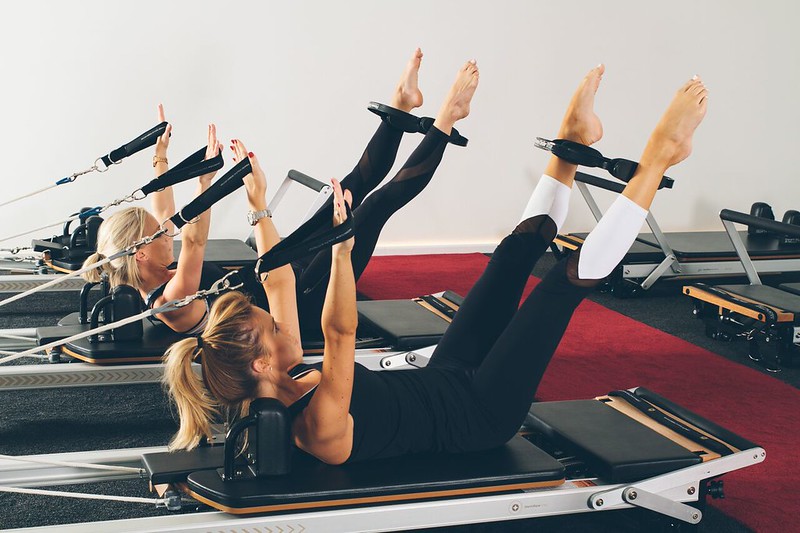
[0,387,764,532]
[553,172,800,294]
[684,209,800,370]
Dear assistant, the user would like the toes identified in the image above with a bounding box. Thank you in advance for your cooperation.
[586,63,605,79]
[681,78,697,92]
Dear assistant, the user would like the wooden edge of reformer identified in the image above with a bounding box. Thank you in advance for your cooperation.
[598,394,740,461]
[683,285,794,323]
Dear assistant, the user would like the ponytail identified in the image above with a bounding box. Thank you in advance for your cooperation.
[163,337,218,450]
[81,252,109,283]
[163,291,266,451]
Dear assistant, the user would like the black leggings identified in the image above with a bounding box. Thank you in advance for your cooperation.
[428,215,600,447]
[293,123,450,334]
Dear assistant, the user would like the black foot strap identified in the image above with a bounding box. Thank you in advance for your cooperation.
[535,137,673,190]
[368,102,468,146]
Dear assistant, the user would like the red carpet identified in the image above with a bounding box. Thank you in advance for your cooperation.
[358,253,797,533]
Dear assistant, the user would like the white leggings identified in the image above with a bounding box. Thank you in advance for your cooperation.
[521,174,648,280]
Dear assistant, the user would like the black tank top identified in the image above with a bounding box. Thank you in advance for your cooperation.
[144,262,227,335]
[286,362,482,463]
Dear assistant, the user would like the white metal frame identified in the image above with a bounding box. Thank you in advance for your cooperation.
[1,444,765,532]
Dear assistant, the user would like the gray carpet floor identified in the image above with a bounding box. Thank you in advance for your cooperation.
[0,253,783,531]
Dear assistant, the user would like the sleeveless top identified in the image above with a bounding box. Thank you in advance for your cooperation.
[145,262,228,335]
[285,361,482,463]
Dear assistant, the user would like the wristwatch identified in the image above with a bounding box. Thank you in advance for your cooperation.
[152,155,168,167]
[247,208,272,226]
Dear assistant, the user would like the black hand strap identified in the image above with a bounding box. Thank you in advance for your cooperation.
[253,202,354,277]
[140,147,224,195]
[535,137,674,190]
[169,158,252,229]
[608,389,734,456]
[100,122,169,167]
[368,102,468,147]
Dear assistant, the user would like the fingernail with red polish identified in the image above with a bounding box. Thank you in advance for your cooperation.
[248,152,254,158]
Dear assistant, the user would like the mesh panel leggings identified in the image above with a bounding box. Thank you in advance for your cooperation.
[428,215,599,448]
[294,123,450,333]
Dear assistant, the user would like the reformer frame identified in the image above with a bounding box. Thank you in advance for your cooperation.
[0,386,765,532]
[683,209,800,369]
[554,172,800,294]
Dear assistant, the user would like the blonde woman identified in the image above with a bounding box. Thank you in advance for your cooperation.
[83,105,222,334]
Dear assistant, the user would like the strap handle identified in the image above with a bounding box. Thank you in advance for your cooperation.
[254,201,354,278]
[535,137,674,190]
[169,158,251,229]
[140,147,224,195]
[100,121,169,167]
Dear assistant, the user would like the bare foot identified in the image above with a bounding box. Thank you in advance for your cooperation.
[391,48,424,112]
[433,60,480,134]
[643,76,708,168]
[558,64,605,145]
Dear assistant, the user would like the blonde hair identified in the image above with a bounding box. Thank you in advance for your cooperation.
[163,291,266,450]
[82,206,149,288]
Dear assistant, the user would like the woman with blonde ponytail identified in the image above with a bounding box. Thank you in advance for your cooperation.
[163,291,263,450]
[82,104,222,334]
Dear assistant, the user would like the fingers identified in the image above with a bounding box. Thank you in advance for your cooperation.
[206,124,221,157]
[161,123,172,144]
[331,178,350,224]
[230,139,248,163]
[158,103,166,123]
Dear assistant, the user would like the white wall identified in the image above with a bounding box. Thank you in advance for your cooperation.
[1,0,798,254]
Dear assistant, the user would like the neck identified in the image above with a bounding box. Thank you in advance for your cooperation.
[138,264,172,293]
[261,371,318,407]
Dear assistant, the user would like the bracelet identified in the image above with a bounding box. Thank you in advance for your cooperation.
[153,156,168,167]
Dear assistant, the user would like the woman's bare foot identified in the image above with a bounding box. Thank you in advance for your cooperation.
[622,77,708,210]
[642,76,708,169]
[391,48,424,113]
[558,64,605,145]
[433,60,480,135]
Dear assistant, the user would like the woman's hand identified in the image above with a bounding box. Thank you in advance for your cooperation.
[199,124,221,186]
[230,139,267,210]
[155,104,171,157]
[331,178,354,254]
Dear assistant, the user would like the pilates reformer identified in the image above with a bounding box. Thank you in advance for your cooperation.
[0,385,764,532]
[552,172,800,295]
[684,209,800,371]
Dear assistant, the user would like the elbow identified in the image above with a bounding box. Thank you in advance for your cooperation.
[322,327,357,344]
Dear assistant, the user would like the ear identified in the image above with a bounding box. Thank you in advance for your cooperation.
[135,248,147,263]
[251,355,270,375]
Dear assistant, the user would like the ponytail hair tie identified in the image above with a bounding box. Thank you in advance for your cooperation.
[192,336,204,362]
